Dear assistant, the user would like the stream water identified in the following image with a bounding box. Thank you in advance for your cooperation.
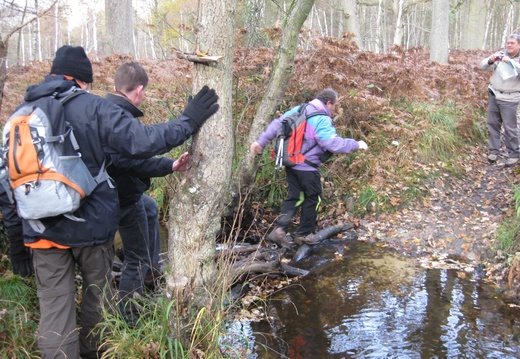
[247,240,520,358]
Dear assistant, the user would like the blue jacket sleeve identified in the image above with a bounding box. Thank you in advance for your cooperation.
[312,115,360,154]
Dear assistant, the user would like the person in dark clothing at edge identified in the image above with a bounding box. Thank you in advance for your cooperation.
[14,45,219,359]
[106,61,189,325]
[250,88,368,246]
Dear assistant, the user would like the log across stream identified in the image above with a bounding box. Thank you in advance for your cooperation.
[217,223,355,279]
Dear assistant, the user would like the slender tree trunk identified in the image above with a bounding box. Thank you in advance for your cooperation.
[483,0,493,49]
[244,0,266,47]
[224,0,315,224]
[393,0,404,46]
[430,0,449,63]
[502,1,515,46]
[92,11,98,57]
[147,27,157,59]
[34,0,42,61]
[0,37,7,111]
[168,0,237,306]
[16,1,28,66]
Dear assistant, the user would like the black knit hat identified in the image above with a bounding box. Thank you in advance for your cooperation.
[50,45,93,83]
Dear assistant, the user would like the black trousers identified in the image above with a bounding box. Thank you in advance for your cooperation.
[276,167,322,235]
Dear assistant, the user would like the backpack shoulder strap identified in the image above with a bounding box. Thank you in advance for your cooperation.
[305,110,329,120]
[57,88,87,105]
[44,89,87,145]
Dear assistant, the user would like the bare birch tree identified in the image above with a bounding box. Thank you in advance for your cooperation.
[392,0,405,46]
[34,0,42,61]
[430,0,449,63]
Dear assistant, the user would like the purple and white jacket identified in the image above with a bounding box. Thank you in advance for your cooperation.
[256,98,360,171]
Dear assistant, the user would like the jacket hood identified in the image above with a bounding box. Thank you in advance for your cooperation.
[307,98,331,117]
[24,75,77,102]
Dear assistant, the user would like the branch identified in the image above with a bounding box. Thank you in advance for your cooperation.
[174,47,223,65]
[5,0,58,42]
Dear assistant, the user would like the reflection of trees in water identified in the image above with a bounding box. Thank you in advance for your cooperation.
[253,242,520,357]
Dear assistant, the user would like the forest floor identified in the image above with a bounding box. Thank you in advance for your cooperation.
[355,143,520,303]
[2,42,519,304]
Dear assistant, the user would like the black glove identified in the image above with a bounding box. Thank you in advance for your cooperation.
[9,235,33,277]
[0,191,33,277]
[182,85,219,132]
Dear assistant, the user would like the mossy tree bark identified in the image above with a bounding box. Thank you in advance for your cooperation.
[0,37,7,112]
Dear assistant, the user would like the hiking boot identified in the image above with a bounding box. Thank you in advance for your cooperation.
[488,154,498,163]
[144,268,164,291]
[505,157,519,167]
[293,233,320,245]
[267,227,293,248]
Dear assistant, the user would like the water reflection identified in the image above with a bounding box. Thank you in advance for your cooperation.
[252,241,520,358]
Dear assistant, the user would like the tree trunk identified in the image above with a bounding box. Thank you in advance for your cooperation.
[105,0,135,55]
[54,2,59,54]
[461,0,486,50]
[430,0,449,63]
[340,0,362,48]
[392,0,404,46]
[0,37,8,112]
[167,0,237,306]
[375,0,383,52]
[225,0,315,222]
[34,0,42,61]
[244,0,266,47]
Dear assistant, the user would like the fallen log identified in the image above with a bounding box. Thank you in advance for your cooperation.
[223,223,356,279]
[294,223,355,245]
[291,244,311,263]
[231,259,280,278]
[280,263,309,276]
[216,244,261,258]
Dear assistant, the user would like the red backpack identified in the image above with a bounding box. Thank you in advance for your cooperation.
[274,104,327,168]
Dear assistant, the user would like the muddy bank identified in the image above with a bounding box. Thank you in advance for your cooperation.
[356,145,520,305]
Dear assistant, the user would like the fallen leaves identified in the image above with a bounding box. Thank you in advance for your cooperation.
[357,144,519,295]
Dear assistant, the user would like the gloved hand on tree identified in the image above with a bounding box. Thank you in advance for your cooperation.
[182,85,219,133]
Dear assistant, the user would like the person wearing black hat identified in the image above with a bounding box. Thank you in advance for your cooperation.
[14,45,219,359]
[50,45,94,84]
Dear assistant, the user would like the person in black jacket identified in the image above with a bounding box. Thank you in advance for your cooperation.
[106,61,187,325]
[14,45,219,359]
